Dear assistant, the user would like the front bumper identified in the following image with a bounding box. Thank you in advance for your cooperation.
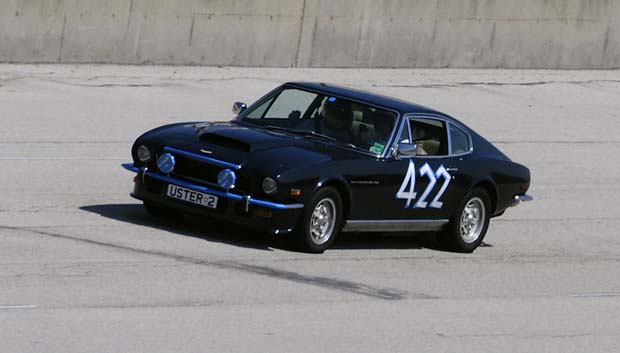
[122,163,304,234]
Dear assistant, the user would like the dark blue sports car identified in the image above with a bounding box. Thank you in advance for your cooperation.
[122,82,532,253]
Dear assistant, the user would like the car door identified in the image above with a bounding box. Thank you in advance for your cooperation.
[382,115,464,220]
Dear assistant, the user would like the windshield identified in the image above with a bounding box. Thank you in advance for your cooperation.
[241,88,397,155]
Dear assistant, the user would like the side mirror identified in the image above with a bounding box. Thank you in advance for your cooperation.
[232,102,247,115]
[396,143,418,158]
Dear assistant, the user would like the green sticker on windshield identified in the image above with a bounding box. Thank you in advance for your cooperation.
[370,142,385,154]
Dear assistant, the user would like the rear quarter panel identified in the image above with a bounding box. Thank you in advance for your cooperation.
[469,133,531,214]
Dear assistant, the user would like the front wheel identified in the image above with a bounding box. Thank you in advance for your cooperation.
[294,187,343,253]
[438,188,491,253]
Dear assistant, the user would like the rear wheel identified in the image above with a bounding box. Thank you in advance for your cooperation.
[143,201,182,219]
[438,188,491,253]
[294,187,342,253]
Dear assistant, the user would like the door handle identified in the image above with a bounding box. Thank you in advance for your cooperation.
[446,167,459,173]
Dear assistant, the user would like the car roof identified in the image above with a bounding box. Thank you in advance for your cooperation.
[285,82,447,117]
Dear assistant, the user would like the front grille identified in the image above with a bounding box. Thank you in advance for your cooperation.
[159,147,253,193]
[170,154,223,188]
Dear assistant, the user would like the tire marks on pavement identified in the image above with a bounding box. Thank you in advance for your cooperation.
[0,225,410,301]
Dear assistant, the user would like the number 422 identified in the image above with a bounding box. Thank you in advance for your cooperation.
[396,160,451,209]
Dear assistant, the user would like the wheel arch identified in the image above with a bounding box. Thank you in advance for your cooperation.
[472,179,498,214]
[313,177,352,227]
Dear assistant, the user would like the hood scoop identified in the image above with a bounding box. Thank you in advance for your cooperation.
[200,131,251,152]
[198,124,296,153]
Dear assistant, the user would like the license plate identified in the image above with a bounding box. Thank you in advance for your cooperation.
[166,184,218,209]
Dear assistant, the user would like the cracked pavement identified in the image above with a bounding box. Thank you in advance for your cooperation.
[1,64,620,353]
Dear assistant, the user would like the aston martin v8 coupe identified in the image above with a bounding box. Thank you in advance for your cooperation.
[122,82,532,253]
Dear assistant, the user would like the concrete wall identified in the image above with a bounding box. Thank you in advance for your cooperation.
[1,0,619,68]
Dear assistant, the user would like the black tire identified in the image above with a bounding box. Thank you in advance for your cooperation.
[294,187,343,253]
[143,201,182,219]
[437,188,491,253]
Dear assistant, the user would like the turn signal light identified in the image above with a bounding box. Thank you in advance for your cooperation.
[253,208,272,218]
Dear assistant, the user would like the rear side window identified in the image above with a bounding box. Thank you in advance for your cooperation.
[449,124,471,154]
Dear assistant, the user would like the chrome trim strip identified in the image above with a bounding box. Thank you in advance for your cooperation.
[273,228,294,235]
[509,194,534,207]
[515,194,533,202]
[514,194,534,202]
[446,120,453,156]
[121,163,303,210]
[342,219,449,232]
[163,146,242,170]
[381,110,403,159]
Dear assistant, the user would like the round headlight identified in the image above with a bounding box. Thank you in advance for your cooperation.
[262,177,278,195]
[157,153,175,174]
[137,145,151,163]
[218,169,236,190]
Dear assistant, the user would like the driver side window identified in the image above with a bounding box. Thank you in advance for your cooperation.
[404,118,449,156]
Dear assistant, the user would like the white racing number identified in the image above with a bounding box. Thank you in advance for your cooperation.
[396,159,417,208]
[396,160,451,209]
[430,165,451,208]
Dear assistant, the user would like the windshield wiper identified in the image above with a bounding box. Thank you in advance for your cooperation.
[265,125,360,150]
[331,140,358,149]
[297,130,362,150]
[293,130,336,142]
[265,125,333,141]
[264,125,289,132]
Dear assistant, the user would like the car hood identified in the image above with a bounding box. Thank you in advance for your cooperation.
[137,121,334,174]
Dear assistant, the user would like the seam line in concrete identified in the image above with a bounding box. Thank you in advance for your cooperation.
[57,15,67,62]
[188,13,196,46]
[294,0,307,68]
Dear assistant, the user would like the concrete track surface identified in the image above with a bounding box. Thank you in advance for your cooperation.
[1,65,619,353]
